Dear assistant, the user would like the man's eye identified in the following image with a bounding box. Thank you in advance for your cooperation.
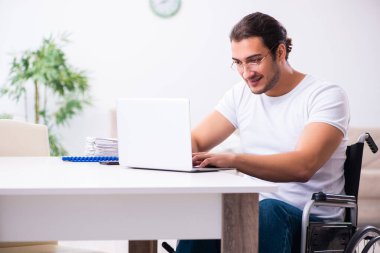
[248,58,262,64]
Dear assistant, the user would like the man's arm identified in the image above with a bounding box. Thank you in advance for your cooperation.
[193,122,343,182]
[191,111,236,153]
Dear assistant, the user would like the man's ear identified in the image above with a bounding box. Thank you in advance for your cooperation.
[277,43,287,62]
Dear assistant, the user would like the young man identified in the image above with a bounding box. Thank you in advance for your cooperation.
[176,12,349,253]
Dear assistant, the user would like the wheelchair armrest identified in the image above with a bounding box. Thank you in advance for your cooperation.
[312,192,356,204]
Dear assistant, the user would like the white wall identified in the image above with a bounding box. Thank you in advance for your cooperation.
[1,0,379,155]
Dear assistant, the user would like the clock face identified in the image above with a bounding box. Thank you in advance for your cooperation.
[150,0,181,18]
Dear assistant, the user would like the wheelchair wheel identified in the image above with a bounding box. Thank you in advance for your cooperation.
[345,226,380,253]
[361,236,380,253]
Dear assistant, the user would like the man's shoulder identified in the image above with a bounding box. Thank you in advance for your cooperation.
[302,75,346,97]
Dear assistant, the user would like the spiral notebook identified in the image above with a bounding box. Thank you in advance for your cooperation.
[62,156,118,162]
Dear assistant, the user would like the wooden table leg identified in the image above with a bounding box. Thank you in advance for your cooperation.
[129,240,157,253]
[222,193,259,253]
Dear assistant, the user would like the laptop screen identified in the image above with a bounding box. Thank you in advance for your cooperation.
[117,98,193,171]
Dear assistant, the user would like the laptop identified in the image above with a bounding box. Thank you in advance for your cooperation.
[116,98,231,172]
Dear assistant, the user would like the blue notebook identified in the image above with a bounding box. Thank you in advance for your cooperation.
[62,156,119,162]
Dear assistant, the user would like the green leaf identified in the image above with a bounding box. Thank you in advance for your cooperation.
[54,93,91,126]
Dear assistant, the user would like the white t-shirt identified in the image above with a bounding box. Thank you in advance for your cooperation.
[215,75,350,219]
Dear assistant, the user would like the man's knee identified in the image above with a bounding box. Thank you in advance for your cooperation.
[259,198,303,230]
[259,198,290,222]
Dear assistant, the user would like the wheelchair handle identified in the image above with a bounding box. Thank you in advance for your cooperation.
[357,133,378,153]
[162,241,175,253]
[365,133,378,153]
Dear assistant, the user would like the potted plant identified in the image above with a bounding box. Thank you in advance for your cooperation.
[0,35,91,156]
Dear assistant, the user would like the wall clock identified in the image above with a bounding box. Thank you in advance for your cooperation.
[149,0,181,18]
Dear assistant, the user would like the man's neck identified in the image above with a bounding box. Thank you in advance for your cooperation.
[265,64,305,97]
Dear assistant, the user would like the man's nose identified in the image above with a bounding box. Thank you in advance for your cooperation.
[242,67,255,79]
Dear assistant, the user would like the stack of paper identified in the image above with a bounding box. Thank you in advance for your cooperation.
[85,137,118,156]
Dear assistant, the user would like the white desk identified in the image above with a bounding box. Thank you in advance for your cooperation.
[0,157,276,253]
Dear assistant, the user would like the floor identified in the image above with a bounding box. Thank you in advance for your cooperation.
[59,240,177,253]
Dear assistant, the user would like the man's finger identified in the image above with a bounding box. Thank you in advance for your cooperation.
[200,158,213,168]
[192,153,211,161]
[192,152,207,157]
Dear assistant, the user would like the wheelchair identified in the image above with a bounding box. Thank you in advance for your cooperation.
[301,132,379,253]
[162,133,379,253]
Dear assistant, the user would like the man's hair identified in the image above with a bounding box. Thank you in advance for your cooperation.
[230,12,293,60]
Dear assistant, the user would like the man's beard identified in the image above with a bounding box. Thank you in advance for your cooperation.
[249,63,280,95]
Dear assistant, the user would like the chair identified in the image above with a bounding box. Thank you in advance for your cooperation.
[0,119,105,253]
[301,132,379,253]
[0,119,50,156]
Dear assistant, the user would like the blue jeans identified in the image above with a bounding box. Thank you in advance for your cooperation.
[176,198,321,253]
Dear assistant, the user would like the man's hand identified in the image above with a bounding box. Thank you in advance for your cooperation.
[193,152,236,168]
